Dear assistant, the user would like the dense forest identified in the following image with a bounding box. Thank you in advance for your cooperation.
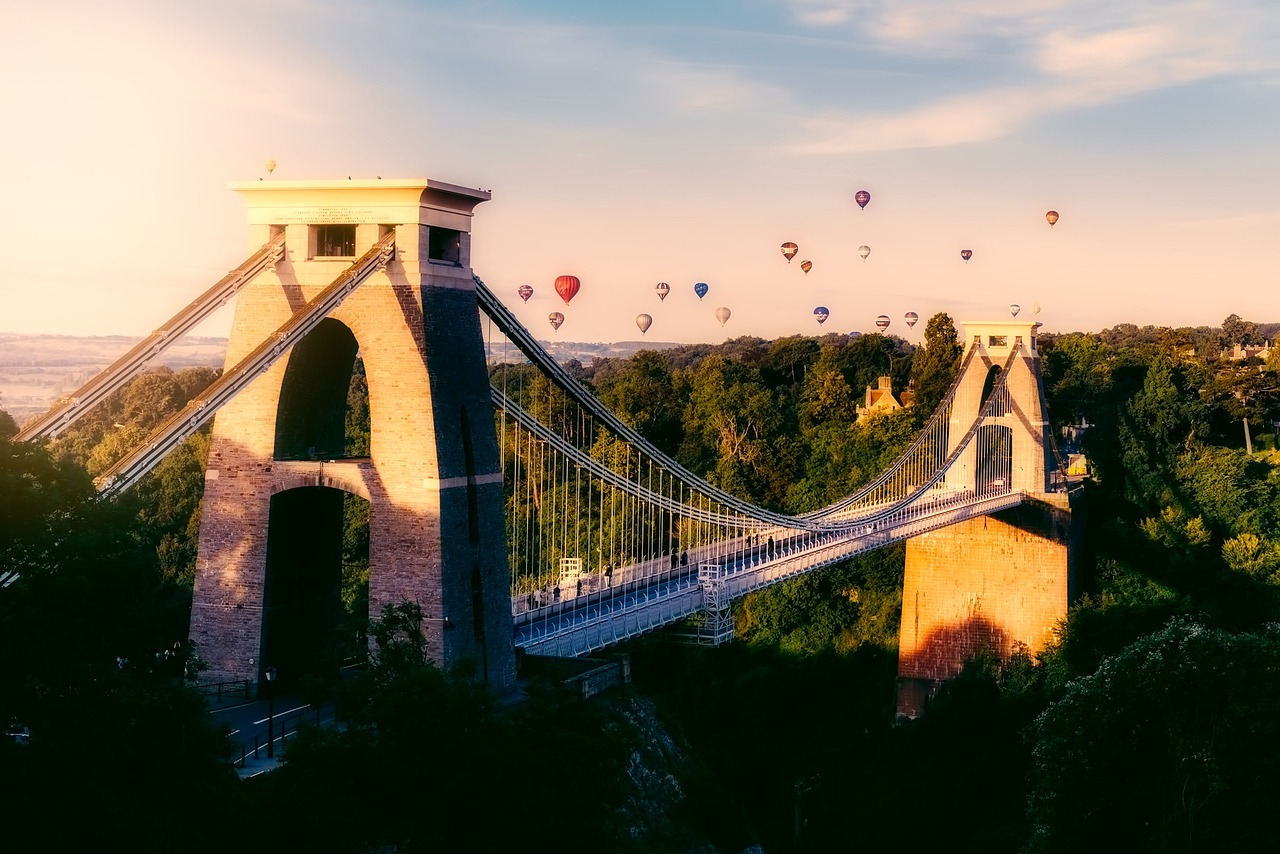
[4,312,1280,852]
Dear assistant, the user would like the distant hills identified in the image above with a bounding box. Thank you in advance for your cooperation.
[0,332,681,425]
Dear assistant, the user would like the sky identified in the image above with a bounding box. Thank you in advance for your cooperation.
[3,0,1279,346]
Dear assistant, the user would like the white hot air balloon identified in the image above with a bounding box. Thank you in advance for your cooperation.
[1032,303,1042,315]
[715,306,732,327]
[264,159,276,174]
[635,313,653,334]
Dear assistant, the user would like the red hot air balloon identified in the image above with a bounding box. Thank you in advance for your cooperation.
[548,312,564,331]
[655,282,670,301]
[1045,210,1059,227]
[517,283,534,302]
[781,242,798,262]
[904,311,919,328]
[854,189,871,209]
[960,249,972,262]
[554,275,581,304]
[875,314,890,332]
[800,260,813,274]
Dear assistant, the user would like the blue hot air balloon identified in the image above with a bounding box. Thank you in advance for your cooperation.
[694,282,709,300]
[813,306,829,325]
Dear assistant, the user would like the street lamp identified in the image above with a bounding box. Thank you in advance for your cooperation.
[265,666,277,759]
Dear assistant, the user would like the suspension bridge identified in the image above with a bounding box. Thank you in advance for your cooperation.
[16,177,1076,713]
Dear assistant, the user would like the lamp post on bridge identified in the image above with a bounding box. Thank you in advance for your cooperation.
[265,665,277,759]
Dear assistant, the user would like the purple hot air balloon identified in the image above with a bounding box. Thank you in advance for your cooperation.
[854,189,871,210]
[813,306,829,325]
[517,283,534,302]
[960,249,972,262]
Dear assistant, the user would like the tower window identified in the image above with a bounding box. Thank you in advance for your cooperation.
[428,227,462,265]
[312,225,356,258]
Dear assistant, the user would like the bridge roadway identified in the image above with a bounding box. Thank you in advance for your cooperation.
[514,486,1029,657]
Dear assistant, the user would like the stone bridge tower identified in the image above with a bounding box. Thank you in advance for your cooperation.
[189,179,516,691]
[898,321,1081,717]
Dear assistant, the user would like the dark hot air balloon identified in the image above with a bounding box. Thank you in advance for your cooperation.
[548,312,564,331]
[854,189,871,209]
[694,282,709,300]
[858,245,871,261]
[781,242,798,262]
[904,311,919,328]
[715,306,731,326]
[960,249,972,262]
[1045,210,1059,227]
[517,283,534,302]
[800,260,813,274]
[1009,304,1021,317]
[655,281,670,301]
[636,314,652,334]
[554,275,581,304]
[814,306,829,325]
[875,314,890,332]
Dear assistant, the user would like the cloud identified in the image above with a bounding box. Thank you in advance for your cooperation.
[778,0,1277,154]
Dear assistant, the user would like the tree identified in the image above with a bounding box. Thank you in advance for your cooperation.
[0,405,16,440]
[1027,619,1280,852]
[0,436,236,852]
[908,313,962,416]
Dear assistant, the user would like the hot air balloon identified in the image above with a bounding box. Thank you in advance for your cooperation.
[548,312,565,331]
[875,314,890,332]
[655,281,670,301]
[800,260,813,274]
[904,311,919,328]
[715,306,731,327]
[814,306,829,325]
[1045,210,1059,227]
[1009,304,1021,317]
[781,242,798,262]
[636,314,653,334]
[1032,303,1042,315]
[694,282,709,300]
[264,159,276,174]
[854,189,871,210]
[554,275,581,304]
[960,249,972,262]
[517,284,534,302]
[858,245,871,262]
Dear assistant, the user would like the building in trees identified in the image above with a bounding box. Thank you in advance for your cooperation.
[855,376,911,422]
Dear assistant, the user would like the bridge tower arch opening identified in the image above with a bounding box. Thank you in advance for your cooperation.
[189,178,516,692]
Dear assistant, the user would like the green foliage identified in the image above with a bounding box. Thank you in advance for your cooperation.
[0,436,235,852]
[1027,619,1280,852]
[247,601,634,852]
[0,405,18,440]
[737,546,904,655]
[908,312,962,414]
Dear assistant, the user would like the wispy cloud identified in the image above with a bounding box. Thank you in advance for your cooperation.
[779,0,1277,154]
